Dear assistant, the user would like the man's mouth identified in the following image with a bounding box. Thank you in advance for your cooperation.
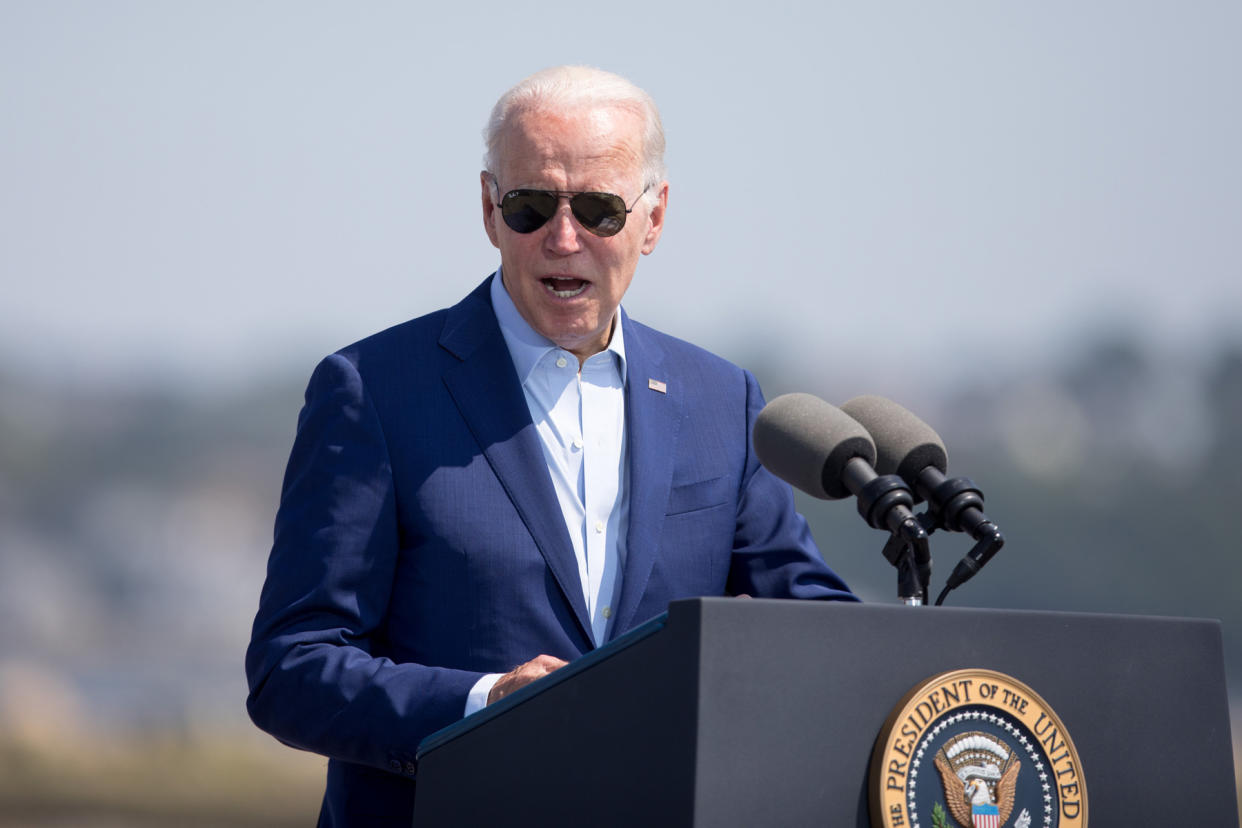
[541,277,589,298]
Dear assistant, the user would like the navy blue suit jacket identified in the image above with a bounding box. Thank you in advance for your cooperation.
[246,277,856,825]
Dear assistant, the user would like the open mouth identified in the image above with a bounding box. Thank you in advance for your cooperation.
[541,277,589,298]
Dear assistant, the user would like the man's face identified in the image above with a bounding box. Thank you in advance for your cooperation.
[482,105,667,361]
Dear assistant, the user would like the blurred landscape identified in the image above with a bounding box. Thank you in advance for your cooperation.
[0,322,1239,824]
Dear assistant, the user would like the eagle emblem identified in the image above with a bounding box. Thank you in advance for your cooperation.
[933,731,1020,828]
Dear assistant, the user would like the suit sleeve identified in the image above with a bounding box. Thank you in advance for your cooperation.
[726,370,859,602]
[245,353,485,774]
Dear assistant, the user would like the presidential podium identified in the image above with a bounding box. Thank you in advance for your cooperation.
[413,598,1237,826]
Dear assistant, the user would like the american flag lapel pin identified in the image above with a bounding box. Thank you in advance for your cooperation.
[648,378,667,394]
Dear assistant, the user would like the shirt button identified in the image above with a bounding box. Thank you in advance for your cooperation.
[556,356,568,368]
[573,437,583,449]
[594,520,604,533]
[602,606,612,619]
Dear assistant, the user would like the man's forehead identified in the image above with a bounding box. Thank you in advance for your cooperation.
[496,104,644,181]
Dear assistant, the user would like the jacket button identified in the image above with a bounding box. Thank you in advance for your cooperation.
[389,759,403,773]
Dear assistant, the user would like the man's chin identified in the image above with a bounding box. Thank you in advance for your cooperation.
[552,323,616,359]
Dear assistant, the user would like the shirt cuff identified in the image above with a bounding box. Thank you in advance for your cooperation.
[464,673,503,717]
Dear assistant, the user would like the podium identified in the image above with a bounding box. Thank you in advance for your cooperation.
[413,598,1237,826]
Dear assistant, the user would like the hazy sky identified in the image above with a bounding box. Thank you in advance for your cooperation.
[3,2,1239,394]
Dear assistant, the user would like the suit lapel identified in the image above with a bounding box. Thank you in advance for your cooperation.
[439,279,593,643]
[612,317,681,635]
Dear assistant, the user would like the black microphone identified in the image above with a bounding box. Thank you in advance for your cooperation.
[754,393,931,603]
[840,395,1004,597]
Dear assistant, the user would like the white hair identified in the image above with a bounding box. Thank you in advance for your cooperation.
[483,65,666,203]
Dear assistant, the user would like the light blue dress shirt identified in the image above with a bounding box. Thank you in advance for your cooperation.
[464,272,631,714]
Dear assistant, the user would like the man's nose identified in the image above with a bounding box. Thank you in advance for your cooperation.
[543,201,583,254]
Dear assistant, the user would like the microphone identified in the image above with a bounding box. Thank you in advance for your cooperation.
[754,393,930,603]
[752,392,876,500]
[839,395,1004,599]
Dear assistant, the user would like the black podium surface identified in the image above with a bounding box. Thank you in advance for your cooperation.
[414,599,1237,826]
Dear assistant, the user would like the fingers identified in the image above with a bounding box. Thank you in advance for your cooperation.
[486,654,569,705]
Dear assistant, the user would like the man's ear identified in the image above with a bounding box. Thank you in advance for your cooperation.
[640,181,669,255]
[481,173,500,249]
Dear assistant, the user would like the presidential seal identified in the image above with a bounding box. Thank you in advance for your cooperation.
[870,669,1086,828]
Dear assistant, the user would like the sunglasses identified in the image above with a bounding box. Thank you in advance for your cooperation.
[498,185,649,238]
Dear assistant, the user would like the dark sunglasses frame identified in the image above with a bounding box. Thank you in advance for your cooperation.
[497,184,650,238]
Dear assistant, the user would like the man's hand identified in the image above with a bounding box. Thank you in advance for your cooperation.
[486,654,568,705]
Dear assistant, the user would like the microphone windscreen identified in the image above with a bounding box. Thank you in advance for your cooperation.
[840,395,948,483]
[754,393,877,499]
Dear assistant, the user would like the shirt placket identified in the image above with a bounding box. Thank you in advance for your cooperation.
[580,355,624,644]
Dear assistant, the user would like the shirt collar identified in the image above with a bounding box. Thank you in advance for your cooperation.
[490,269,628,386]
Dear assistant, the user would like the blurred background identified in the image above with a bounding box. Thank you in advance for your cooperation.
[2,2,1239,824]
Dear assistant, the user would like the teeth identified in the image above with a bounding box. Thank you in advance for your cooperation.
[544,279,587,298]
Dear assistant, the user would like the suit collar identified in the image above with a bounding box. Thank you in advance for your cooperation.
[439,276,594,645]
[438,277,497,363]
[612,313,681,636]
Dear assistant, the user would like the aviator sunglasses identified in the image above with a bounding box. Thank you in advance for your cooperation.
[497,184,650,238]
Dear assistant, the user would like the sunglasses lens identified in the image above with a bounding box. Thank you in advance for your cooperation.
[499,189,629,237]
[570,193,627,237]
[501,190,558,233]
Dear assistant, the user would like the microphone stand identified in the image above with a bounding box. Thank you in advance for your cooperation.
[842,459,931,605]
[908,473,1005,606]
[881,519,932,606]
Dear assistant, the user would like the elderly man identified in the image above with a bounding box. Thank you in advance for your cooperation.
[246,66,856,827]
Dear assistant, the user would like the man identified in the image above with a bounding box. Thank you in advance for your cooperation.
[246,66,856,827]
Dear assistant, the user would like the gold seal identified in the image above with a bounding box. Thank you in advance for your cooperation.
[870,668,1086,828]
